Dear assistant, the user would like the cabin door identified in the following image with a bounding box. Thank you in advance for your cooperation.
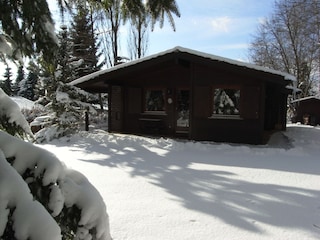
[176,89,190,133]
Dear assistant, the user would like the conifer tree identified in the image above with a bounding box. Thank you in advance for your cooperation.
[18,61,39,101]
[56,25,75,83]
[0,0,58,62]
[1,66,13,96]
[70,5,102,78]
[35,23,98,142]
[13,65,25,95]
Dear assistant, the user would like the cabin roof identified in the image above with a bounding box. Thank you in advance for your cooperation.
[70,46,296,87]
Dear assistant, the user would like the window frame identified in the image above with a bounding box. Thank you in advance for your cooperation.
[210,85,242,119]
[143,88,166,113]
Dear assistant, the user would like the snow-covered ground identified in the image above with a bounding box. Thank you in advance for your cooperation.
[40,124,320,240]
[10,96,36,110]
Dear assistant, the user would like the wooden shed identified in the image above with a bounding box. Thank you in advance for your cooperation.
[292,96,320,126]
[71,47,296,144]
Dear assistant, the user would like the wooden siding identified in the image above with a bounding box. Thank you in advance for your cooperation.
[91,50,291,144]
[294,98,320,126]
[109,86,123,132]
[106,60,281,144]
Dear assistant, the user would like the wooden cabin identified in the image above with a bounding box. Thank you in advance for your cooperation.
[292,96,320,126]
[71,47,296,144]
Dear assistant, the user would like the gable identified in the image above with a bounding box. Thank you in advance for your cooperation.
[71,46,296,92]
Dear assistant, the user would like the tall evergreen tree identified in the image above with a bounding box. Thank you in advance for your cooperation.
[35,21,99,142]
[1,66,13,95]
[19,61,39,101]
[56,25,75,83]
[13,65,25,95]
[70,5,102,78]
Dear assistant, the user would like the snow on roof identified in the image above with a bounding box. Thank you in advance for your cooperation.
[291,96,320,103]
[70,46,296,86]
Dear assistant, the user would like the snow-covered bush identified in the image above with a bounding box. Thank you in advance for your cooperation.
[35,82,97,142]
[0,88,112,240]
[21,106,46,124]
[0,88,34,140]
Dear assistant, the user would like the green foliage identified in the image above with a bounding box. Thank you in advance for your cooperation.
[92,0,180,30]
[70,5,102,78]
[35,81,97,142]
[55,205,82,240]
[3,156,82,240]
[18,62,40,101]
[1,66,13,96]
[56,26,75,84]
[0,0,58,62]
[0,115,27,139]
[13,65,25,95]
[146,0,181,31]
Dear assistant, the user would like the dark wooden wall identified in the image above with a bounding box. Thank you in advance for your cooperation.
[108,58,286,144]
[295,99,320,126]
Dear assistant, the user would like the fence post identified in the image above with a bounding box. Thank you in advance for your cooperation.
[85,110,89,131]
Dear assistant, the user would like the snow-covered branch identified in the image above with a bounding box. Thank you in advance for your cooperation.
[0,130,112,240]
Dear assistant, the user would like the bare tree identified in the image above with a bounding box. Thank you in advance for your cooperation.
[127,7,150,60]
[249,0,320,97]
[92,0,122,67]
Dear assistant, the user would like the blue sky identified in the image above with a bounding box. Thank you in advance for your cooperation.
[1,1,275,78]
[50,0,275,62]
[146,0,275,61]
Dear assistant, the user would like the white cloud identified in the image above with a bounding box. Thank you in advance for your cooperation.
[210,16,232,33]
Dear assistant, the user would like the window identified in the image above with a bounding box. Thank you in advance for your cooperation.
[145,89,165,111]
[212,88,240,117]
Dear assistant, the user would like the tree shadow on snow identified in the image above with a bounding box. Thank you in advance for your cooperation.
[66,129,320,236]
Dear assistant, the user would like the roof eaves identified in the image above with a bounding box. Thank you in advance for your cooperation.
[70,46,297,87]
[174,46,297,82]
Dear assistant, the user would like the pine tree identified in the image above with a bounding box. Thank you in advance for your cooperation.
[18,61,39,101]
[13,65,25,95]
[0,0,58,62]
[70,5,102,78]
[35,23,99,142]
[56,25,75,83]
[1,66,13,95]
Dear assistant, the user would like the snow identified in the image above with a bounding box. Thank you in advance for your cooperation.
[0,130,112,240]
[1,93,319,239]
[0,147,61,240]
[0,34,22,61]
[70,46,296,87]
[0,89,33,137]
[0,93,111,240]
[40,125,320,240]
[10,96,37,110]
